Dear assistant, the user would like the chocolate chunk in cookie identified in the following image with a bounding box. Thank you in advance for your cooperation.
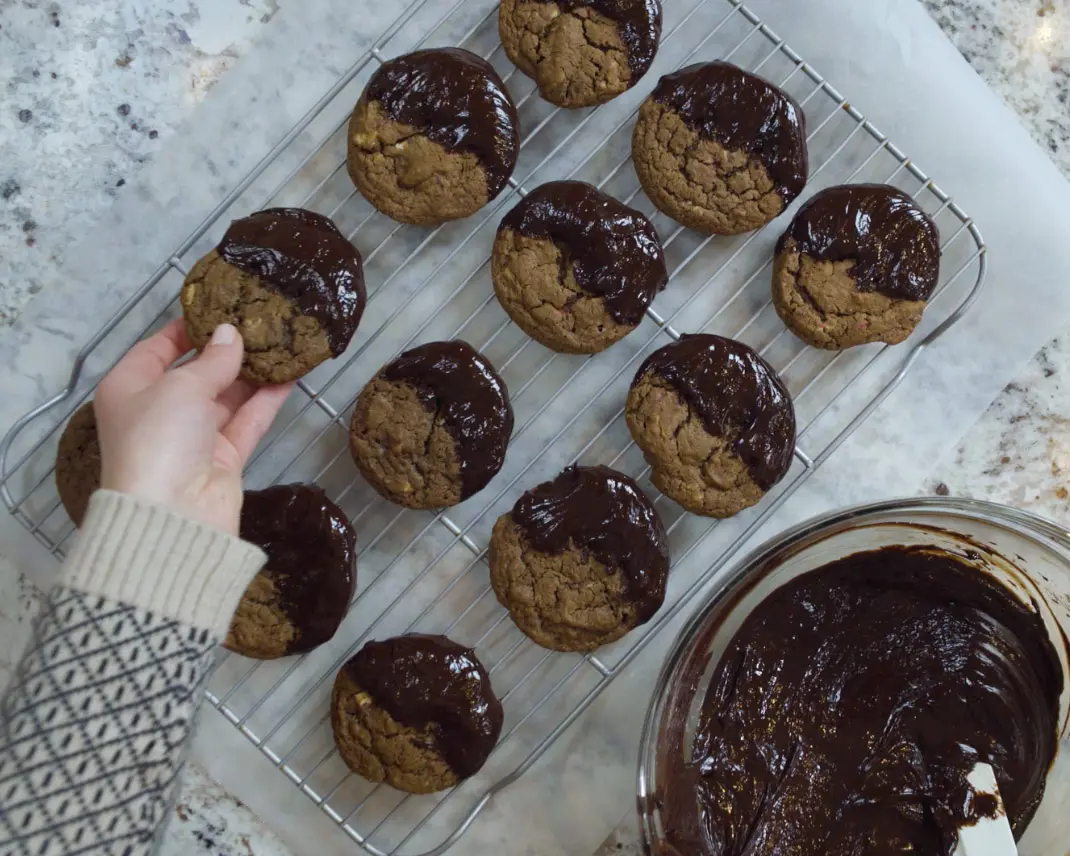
[772,184,941,349]
[331,634,503,793]
[224,484,356,660]
[181,208,366,384]
[55,401,101,527]
[489,464,669,651]
[626,334,795,517]
[492,180,667,353]
[631,61,807,235]
[499,0,661,108]
[347,48,520,226]
[348,341,514,509]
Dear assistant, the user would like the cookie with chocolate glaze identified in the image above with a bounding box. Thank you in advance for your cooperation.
[631,61,807,235]
[347,48,520,226]
[331,634,503,794]
[625,334,795,517]
[348,341,514,509]
[181,208,366,384]
[489,465,669,651]
[55,401,102,527]
[772,184,941,349]
[498,0,661,108]
[224,485,356,660]
[492,181,667,353]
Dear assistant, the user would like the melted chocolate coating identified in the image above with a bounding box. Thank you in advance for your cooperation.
[240,484,356,654]
[660,546,1063,856]
[343,634,503,779]
[777,183,941,301]
[362,48,520,199]
[635,334,795,490]
[650,60,807,202]
[218,208,366,356]
[381,340,514,500]
[513,465,670,622]
[556,0,662,79]
[500,180,667,325]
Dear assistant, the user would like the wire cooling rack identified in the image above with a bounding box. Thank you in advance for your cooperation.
[0,0,987,852]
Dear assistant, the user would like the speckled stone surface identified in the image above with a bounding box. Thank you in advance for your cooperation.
[0,0,279,325]
[921,0,1070,172]
[1,2,1069,855]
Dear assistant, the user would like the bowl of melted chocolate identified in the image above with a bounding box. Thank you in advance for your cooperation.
[639,499,1070,856]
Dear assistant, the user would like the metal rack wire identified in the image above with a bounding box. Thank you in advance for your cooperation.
[0,0,987,853]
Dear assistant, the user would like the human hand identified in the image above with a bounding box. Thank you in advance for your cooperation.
[94,319,293,535]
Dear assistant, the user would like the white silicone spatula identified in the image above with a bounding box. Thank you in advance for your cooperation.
[952,763,1017,856]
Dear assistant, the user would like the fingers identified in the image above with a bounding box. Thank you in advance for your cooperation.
[214,378,258,424]
[99,318,193,398]
[221,382,293,464]
[177,324,244,398]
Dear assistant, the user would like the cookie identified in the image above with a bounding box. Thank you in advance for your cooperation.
[346,48,520,226]
[625,334,795,517]
[181,208,366,384]
[492,180,667,354]
[631,61,808,235]
[489,464,669,651]
[55,401,101,527]
[349,341,514,509]
[331,634,503,793]
[224,484,356,660]
[498,0,661,108]
[771,184,942,350]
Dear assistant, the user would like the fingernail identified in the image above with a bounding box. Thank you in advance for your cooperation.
[210,324,237,346]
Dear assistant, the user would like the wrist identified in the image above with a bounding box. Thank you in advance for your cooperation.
[63,490,265,635]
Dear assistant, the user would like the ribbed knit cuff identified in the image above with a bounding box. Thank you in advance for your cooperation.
[62,490,266,637]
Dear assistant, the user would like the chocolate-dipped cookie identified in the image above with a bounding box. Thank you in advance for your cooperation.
[181,208,366,384]
[772,184,941,349]
[489,465,669,651]
[224,484,356,660]
[55,401,101,527]
[348,341,514,509]
[492,180,667,353]
[631,61,807,235]
[498,0,661,108]
[331,634,503,793]
[625,334,795,517]
[346,48,520,226]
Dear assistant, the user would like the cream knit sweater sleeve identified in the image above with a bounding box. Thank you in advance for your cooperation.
[0,490,265,856]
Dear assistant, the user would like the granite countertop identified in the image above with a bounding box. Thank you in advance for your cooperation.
[1,1,1069,854]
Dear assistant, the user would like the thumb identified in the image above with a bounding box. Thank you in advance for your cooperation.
[181,323,244,395]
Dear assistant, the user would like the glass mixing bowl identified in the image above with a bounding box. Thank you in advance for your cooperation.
[637,498,1070,856]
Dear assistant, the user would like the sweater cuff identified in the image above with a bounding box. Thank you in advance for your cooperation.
[62,490,266,637]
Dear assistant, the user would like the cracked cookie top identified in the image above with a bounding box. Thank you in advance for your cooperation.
[777,184,940,300]
[632,61,807,235]
[225,484,356,660]
[487,464,669,651]
[771,184,940,350]
[491,180,667,353]
[55,401,101,527]
[625,335,795,517]
[217,208,366,354]
[498,0,661,108]
[348,340,514,509]
[347,48,519,224]
[331,634,502,793]
[181,208,365,384]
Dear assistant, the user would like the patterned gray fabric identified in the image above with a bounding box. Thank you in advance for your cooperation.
[0,587,217,856]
